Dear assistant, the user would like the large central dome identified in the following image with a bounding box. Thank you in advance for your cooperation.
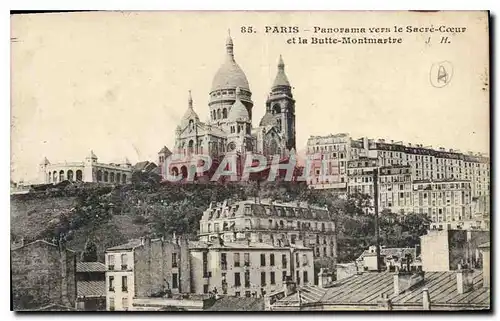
[210,34,250,92]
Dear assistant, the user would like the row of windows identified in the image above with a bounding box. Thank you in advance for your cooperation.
[220,270,309,291]
[107,253,179,270]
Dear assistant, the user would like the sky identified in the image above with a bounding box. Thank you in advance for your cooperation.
[10,11,490,182]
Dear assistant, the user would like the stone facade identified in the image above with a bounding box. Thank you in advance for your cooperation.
[189,239,314,298]
[11,240,77,310]
[198,199,336,259]
[38,151,132,185]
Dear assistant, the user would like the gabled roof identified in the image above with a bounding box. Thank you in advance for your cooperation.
[11,239,75,253]
[77,262,106,273]
[205,297,264,311]
[158,146,172,155]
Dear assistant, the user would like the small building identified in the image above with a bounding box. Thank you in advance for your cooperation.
[76,262,106,311]
[356,245,417,272]
[105,236,190,311]
[420,229,489,272]
[38,151,132,185]
[189,238,314,298]
[11,240,76,311]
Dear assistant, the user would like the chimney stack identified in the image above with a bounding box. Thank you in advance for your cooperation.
[377,293,392,310]
[283,277,297,296]
[422,288,431,310]
[479,242,490,288]
[318,268,333,288]
[456,264,474,294]
[393,270,425,295]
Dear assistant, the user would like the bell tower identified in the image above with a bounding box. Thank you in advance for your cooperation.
[264,55,296,151]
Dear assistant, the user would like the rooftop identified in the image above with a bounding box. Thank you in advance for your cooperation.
[275,271,489,308]
[77,280,106,298]
[205,297,264,311]
[76,262,106,273]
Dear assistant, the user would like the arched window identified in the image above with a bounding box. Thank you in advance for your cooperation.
[321,223,325,232]
[59,170,65,182]
[222,108,227,118]
[104,171,109,182]
[181,166,188,180]
[122,174,127,184]
[110,172,115,183]
[188,140,194,154]
[273,103,281,114]
[67,170,74,181]
[217,109,221,119]
[189,119,194,131]
[171,167,179,176]
[96,170,103,182]
[207,223,212,233]
[48,172,52,183]
[76,170,83,181]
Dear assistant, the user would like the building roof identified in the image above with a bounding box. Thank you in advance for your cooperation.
[158,146,172,155]
[272,55,290,87]
[189,240,310,251]
[205,297,264,311]
[77,280,106,298]
[27,304,78,311]
[11,239,75,253]
[106,239,142,251]
[211,35,250,92]
[276,271,489,308]
[77,262,106,273]
[357,247,416,260]
[478,242,490,249]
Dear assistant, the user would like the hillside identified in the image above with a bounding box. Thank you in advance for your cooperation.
[10,177,430,263]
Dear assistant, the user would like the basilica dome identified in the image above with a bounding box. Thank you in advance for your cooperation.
[210,34,250,92]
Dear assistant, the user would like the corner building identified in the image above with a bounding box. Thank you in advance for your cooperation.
[198,199,336,259]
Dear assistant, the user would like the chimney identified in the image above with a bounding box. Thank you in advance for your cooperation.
[422,288,431,310]
[318,268,333,288]
[377,293,392,310]
[393,271,425,295]
[283,277,297,296]
[456,264,474,294]
[479,243,490,288]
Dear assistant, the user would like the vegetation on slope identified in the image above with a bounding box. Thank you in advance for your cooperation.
[11,171,431,263]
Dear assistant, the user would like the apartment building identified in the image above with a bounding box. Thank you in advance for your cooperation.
[105,237,190,311]
[189,238,314,298]
[198,199,336,259]
[306,134,489,198]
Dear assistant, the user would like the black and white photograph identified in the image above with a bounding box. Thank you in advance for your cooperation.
[9,10,490,312]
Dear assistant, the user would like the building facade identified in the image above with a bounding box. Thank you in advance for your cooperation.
[11,240,77,311]
[105,237,190,311]
[189,238,314,298]
[38,151,132,185]
[306,134,490,227]
[76,262,106,311]
[198,199,336,259]
[158,34,297,180]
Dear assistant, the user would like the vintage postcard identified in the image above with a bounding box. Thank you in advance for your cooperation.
[10,11,490,312]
